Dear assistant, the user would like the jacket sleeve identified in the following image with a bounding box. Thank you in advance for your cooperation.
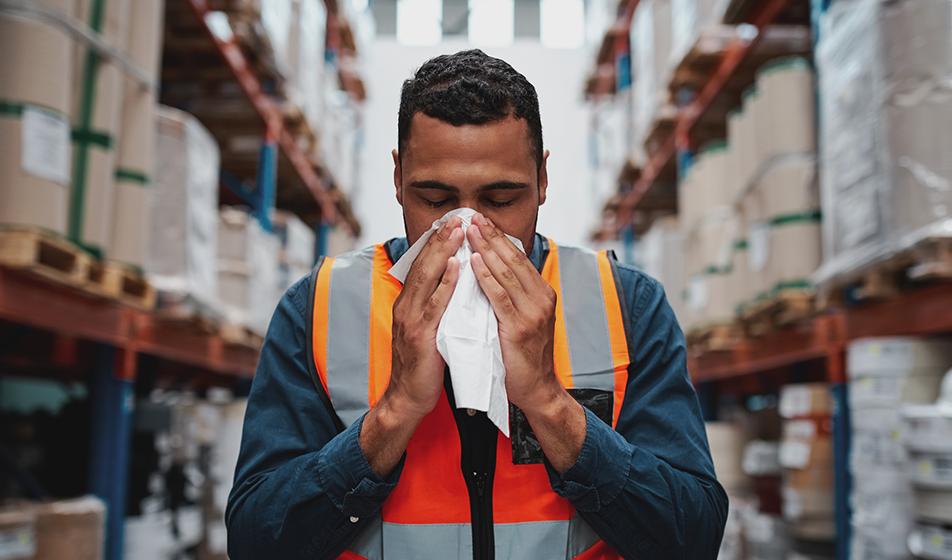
[225,277,402,559]
[546,268,729,559]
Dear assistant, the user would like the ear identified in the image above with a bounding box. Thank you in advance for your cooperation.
[537,149,550,206]
[392,149,403,206]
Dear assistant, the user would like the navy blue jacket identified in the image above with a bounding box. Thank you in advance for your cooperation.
[226,234,727,559]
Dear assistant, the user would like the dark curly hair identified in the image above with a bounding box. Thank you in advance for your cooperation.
[398,49,544,168]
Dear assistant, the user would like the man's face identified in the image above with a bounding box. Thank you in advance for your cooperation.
[393,113,549,252]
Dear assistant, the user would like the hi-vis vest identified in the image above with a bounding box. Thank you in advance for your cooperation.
[309,238,632,560]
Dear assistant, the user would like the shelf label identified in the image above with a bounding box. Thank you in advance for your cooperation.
[21,106,70,185]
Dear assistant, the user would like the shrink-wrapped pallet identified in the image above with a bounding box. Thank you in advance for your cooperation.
[147,106,220,314]
[850,337,952,557]
[70,0,130,256]
[638,217,684,322]
[0,0,74,233]
[815,0,952,288]
[109,0,164,267]
[761,159,822,294]
[630,0,672,153]
[272,210,316,290]
[217,208,283,336]
[669,0,726,73]
[756,58,815,165]
[286,0,327,131]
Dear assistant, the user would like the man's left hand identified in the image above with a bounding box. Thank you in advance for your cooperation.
[466,213,561,414]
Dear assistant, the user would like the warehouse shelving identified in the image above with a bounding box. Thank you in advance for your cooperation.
[614,0,798,230]
[1,2,366,558]
[587,1,952,558]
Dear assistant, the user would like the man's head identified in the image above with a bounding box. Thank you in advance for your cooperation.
[393,49,549,251]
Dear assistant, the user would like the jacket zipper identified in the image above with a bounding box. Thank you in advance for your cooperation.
[445,371,496,560]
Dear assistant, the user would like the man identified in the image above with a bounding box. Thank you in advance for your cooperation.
[226,49,727,559]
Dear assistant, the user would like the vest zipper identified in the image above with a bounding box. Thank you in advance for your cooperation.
[445,371,497,560]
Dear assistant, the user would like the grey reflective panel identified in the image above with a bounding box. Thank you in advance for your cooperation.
[494,520,570,559]
[382,522,473,559]
[326,246,375,427]
[350,518,383,560]
[567,515,602,558]
[556,246,615,391]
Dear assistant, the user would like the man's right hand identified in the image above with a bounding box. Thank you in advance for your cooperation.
[360,217,464,477]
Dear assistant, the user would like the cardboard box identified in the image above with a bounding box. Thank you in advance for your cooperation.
[0,0,74,233]
[0,508,35,560]
[32,497,105,560]
[109,0,165,267]
[70,0,130,256]
[779,383,833,419]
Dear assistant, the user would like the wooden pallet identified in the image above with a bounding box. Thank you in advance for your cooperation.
[0,227,91,287]
[220,322,263,349]
[820,237,952,307]
[688,322,742,352]
[87,261,157,310]
[741,289,816,337]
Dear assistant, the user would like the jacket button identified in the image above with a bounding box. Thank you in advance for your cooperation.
[349,516,360,523]
[466,408,477,416]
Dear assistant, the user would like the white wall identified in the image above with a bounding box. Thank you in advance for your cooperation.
[356,38,596,248]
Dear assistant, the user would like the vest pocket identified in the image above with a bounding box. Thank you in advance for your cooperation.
[509,388,613,465]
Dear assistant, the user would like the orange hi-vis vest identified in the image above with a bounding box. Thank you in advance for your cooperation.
[309,238,632,559]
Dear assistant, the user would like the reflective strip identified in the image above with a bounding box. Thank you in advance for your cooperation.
[552,242,616,392]
[312,257,334,394]
[596,253,631,428]
[495,520,569,558]
[541,242,574,388]
[346,517,605,560]
[381,522,472,559]
[368,245,401,406]
[326,246,375,426]
[568,516,603,558]
[347,518,383,560]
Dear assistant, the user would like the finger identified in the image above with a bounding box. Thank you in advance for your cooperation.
[421,256,460,325]
[467,225,533,312]
[471,214,543,291]
[404,220,464,304]
[471,252,518,322]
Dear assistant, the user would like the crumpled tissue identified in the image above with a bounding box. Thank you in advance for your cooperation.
[389,208,522,436]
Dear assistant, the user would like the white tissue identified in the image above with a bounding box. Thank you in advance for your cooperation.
[389,208,523,436]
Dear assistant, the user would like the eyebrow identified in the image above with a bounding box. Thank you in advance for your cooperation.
[409,180,530,192]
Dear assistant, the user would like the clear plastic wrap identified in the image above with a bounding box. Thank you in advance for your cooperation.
[815,0,952,288]
[669,0,725,72]
[637,216,685,323]
[271,209,315,290]
[148,106,220,313]
[630,0,672,153]
[216,208,282,336]
[287,0,327,130]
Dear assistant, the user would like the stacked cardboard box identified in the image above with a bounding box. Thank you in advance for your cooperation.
[272,210,316,291]
[849,337,952,559]
[0,497,105,560]
[69,0,130,255]
[779,383,835,544]
[902,369,952,558]
[109,0,165,268]
[815,0,952,288]
[217,208,282,336]
[629,0,673,158]
[637,217,685,323]
[147,106,220,315]
[0,0,74,234]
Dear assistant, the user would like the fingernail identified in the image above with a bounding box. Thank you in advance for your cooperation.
[470,225,483,240]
